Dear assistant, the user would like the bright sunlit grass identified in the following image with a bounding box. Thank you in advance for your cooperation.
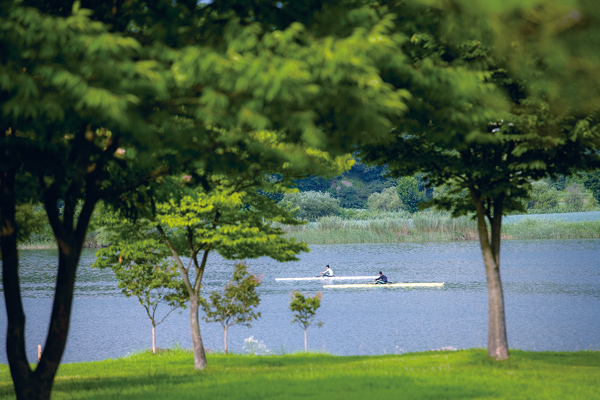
[1,349,598,399]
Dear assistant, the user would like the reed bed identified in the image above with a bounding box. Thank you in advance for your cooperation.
[282,212,600,244]
[503,219,600,240]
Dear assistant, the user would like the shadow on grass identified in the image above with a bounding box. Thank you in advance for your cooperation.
[44,352,498,400]
[45,370,494,400]
[508,350,600,368]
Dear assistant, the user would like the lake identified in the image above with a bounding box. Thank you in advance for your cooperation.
[1,239,599,363]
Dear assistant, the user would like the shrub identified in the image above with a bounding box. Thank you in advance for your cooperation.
[565,183,585,211]
[367,187,402,211]
[527,181,559,210]
[278,191,340,221]
[397,176,427,213]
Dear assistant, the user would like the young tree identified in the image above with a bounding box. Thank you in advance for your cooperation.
[200,263,262,354]
[290,291,324,352]
[152,178,311,368]
[92,217,186,354]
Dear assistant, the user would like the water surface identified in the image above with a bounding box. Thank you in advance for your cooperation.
[1,239,599,363]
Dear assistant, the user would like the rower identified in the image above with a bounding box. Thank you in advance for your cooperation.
[373,271,388,284]
[320,265,334,277]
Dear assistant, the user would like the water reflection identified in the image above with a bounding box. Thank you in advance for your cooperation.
[1,239,599,363]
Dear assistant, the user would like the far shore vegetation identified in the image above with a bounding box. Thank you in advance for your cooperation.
[1,348,598,400]
[18,209,600,249]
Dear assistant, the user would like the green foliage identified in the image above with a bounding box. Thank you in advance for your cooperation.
[14,202,46,244]
[294,162,396,209]
[367,187,402,212]
[397,177,427,213]
[290,291,323,352]
[527,181,560,210]
[582,170,600,204]
[290,292,323,330]
[158,182,309,262]
[200,262,262,354]
[294,176,331,193]
[92,215,186,352]
[564,183,586,212]
[278,191,340,221]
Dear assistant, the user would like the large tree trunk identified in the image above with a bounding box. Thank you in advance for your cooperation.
[473,195,509,360]
[224,327,228,354]
[189,295,208,369]
[2,171,90,399]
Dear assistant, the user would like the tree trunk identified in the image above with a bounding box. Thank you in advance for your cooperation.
[224,327,228,354]
[157,226,209,368]
[473,196,509,360]
[2,167,97,399]
[152,325,156,354]
[304,328,308,352]
[189,296,208,369]
[3,233,83,398]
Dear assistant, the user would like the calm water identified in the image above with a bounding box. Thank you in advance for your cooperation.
[1,239,599,363]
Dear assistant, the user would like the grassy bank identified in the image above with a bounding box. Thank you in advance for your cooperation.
[282,213,600,244]
[1,349,598,399]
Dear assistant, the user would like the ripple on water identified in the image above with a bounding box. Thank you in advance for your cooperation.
[1,240,599,362]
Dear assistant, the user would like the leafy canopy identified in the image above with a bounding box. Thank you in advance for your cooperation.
[200,262,262,332]
[290,291,324,331]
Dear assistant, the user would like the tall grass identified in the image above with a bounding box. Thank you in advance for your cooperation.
[281,211,600,244]
[283,212,478,244]
[504,219,600,240]
[1,349,598,400]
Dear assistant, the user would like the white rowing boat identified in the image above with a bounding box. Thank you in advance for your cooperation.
[323,282,445,288]
[275,276,378,281]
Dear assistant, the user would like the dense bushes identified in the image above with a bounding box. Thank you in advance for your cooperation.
[367,187,402,211]
[278,191,340,220]
[527,181,560,210]
[396,177,427,212]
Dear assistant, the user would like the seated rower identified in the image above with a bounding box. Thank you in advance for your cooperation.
[374,271,388,284]
[320,265,334,277]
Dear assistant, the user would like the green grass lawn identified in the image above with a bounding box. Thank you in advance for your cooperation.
[1,349,598,399]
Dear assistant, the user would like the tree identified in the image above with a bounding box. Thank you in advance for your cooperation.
[396,176,427,213]
[582,171,600,205]
[153,179,310,368]
[564,183,586,211]
[290,291,323,352]
[92,216,186,354]
[527,181,560,211]
[367,187,402,212]
[0,4,172,399]
[14,203,46,244]
[278,191,340,220]
[0,1,418,397]
[200,262,262,354]
[360,0,600,361]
